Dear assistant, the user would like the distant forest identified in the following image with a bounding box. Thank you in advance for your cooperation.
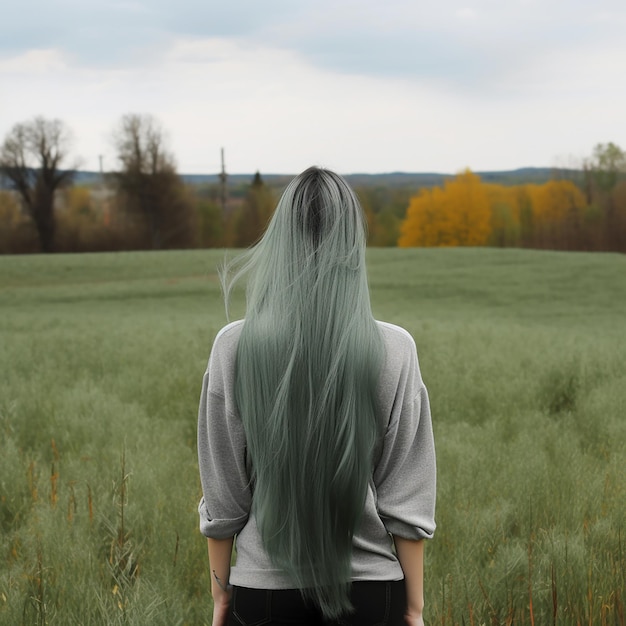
[68,166,565,189]
[1,114,624,253]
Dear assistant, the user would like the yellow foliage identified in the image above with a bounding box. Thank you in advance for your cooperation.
[63,186,94,218]
[399,173,591,249]
[0,191,39,253]
[526,180,586,225]
[399,170,491,247]
[0,191,23,226]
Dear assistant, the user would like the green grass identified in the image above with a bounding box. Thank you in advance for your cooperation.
[0,248,624,625]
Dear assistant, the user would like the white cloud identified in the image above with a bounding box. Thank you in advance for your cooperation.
[499,39,626,95]
[1,1,626,174]
[0,48,69,73]
[455,8,476,19]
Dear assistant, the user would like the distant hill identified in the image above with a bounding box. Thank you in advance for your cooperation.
[343,168,577,188]
[21,167,581,191]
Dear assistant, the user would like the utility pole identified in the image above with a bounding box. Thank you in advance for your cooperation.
[98,154,104,190]
[219,148,228,212]
[97,154,111,226]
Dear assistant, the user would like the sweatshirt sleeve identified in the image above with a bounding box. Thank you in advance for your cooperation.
[373,342,436,540]
[197,330,251,539]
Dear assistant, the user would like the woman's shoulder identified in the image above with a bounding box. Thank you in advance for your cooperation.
[214,319,245,343]
[375,321,424,392]
[375,320,417,352]
[210,320,245,358]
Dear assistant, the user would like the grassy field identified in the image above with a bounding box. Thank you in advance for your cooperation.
[0,248,624,625]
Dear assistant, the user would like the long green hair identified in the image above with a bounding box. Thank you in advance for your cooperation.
[223,167,383,618]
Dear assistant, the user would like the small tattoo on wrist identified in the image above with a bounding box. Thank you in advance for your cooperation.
[212,569,229,593]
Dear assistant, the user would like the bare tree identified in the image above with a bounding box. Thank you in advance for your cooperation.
[583,142,626,250]
[112,114,194,249]
[0,117,75,252]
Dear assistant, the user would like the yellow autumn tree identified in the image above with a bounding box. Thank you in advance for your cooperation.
[399,170,491,247]
[398,186,437,246]
[527,180,587,249]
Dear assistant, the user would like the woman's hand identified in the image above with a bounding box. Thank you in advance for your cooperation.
[405,612,425,626]
[211,592,232,626]
[393,537,426,626]
[207,537,234,626]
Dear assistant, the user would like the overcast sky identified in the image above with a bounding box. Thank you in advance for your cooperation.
[1,0,625,174]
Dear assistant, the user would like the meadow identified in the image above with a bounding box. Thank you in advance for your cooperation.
[0,248,624,625]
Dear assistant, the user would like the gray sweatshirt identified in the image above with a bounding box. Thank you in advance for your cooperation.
[197,320,436,588]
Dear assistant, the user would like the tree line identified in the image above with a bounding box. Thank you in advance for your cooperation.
[0,114,274,254]
[398,144,626,252]
[1,115,624,253]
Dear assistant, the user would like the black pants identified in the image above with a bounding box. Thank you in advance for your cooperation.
[228,580,407,626]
